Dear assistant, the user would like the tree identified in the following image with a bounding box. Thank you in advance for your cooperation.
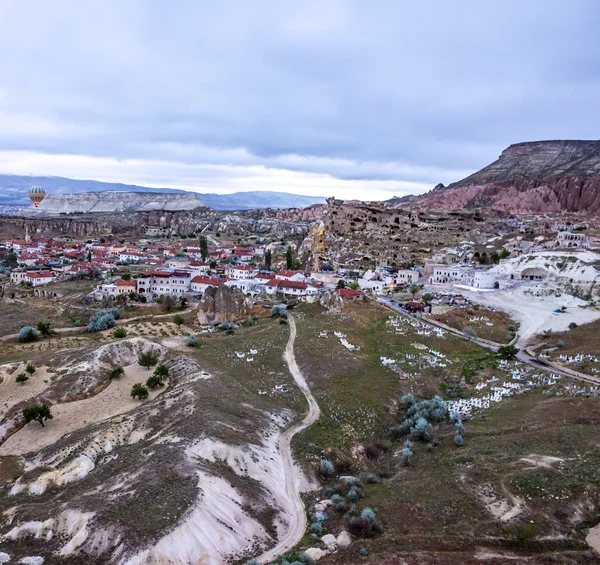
[131,383,149,400]
[410,417,431,442]
[16,373,28,385]
[18,326,39,343]
[138,351,159,369]
[37,321,56,338]
[113,326,128,338]
[186,334,198,347]
[25,363,36,375]
[497,344,520,360]
[153,364,169,379]
[490,250,500,264]
[173,314,184,328]
[463,325,477,340]
[22,404,53,427]
[4,250,18,269]
[146,374,165,390]
[336,279,346,290]
[87,250,92,262]
[264,249,272,270]
[286,245,293,269]
[121,273,132,281]
[409,284,420,299]
[109,367,125,379]
[199,235,209,261]
[179,296,188,310]
[422,293,434,305]
[454,434,464,447]
[159,295,177,312]
[210,261,217,269]
[401,446,413,466]
[500,248,511,259]
[88,310,117,332]
[348,281,360,291]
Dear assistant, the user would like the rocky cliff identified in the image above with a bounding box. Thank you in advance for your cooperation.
[395,140,600,214]
[29,191,208,214]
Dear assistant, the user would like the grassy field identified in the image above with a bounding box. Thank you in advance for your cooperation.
[285,300,600,564]
[428,305,517,344]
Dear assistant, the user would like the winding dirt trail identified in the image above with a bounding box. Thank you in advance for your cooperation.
[256,314,320,564]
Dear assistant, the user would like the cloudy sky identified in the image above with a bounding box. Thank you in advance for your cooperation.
[0,1,598,200]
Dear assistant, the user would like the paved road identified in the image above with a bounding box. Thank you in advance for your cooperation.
[256,314,321,564]
[377,297,600,386]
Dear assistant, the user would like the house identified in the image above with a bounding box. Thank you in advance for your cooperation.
[226,264,258,280]
[395,269,420,285]
[24,270,57,287]
[404,300,428,313]
[337,288,363,301]
[431,266,471,284]
[274,270,306,282]
[190,276,227,293]
[470,271,497,289]
[555,231,591,249]
[136,270,192,296]
[116,279,137,294]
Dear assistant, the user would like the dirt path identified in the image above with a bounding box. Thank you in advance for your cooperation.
[256,314,320,564]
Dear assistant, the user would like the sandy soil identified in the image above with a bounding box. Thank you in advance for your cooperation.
[0,363,164,456]
[0,364,55,420]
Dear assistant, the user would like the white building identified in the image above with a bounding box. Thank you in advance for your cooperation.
[431,266,472,284]
[136,271,192,296]
[190,276,227,293]
[556,231,591,249]
[226,265,258,280]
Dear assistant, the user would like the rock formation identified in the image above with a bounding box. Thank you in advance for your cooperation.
[28,191,208,214]
[395,140,600,214]
[197,285,251,325]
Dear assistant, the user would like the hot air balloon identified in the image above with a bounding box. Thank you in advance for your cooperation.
[28,186,46,207]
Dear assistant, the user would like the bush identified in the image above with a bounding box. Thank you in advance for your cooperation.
[138,351,159,369]
[346,486,360,502]
[172,314,184,327]
[88,310,117,332]
[401,446,413,466]
[556,340,565,348]
[454,434,464,447]
[37,321,56,338]
[508,324,517,332]
[218,321,238,331]
[497,344,520,360]
[146,375,165,390]
[366,473,378,484]
[18,326,38,343]
[113,326,128,338]
[568,322,578,330]
[154,364,169,379]
[131,383,149,400]
[319,459,335,478]
[186,334,198,347]
[109,367,125,379]
[25,363,36,375]
[271,305,288,318]
[410,417,431,442]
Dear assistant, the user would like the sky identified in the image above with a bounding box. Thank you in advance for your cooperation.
[0,1,598,201]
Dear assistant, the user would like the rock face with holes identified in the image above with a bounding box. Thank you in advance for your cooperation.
[197,285,252,325]
[395,140,600,215]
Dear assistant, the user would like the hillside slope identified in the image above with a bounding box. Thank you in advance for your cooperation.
[394,140,600,214]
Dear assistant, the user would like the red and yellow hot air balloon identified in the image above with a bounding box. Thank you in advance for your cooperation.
[28,186,46,207]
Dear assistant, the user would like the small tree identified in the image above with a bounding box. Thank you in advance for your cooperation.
[497,344,520,360]
[265,249,272,270]
[16,373,28,385]
[131,383,149,400]
[172,314,184,328]
[160,295,177,312]
[18,326,39,343]
[454,434,464,447]
[37,321,56,338]
[401,446,413,466]
[186,334,198,347]
[199,235,209,261]
[179,296,188,310]
[25,363,36,375]
[286,245,293,270]
[463,325,477,340]
[138,351,159,369]
[500,248,511,259]
[409,284,420,299]
[319,458,335,478]
[113,326,128,338]
[146,375,165,390]
[348,281,360,291]
[422,293,434,305]
[22,404,53,427]
[109,367,125,379]
[490,250,500,264]
[154,364,169,379]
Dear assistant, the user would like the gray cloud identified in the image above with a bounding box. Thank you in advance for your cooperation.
[0,0,598,199]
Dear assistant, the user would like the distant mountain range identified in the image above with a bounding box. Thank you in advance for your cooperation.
[0,174,326,211]
[391,140,600,215]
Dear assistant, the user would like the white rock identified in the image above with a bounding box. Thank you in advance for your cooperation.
[321,533,338,551]
[314,499,333,511]
[336,530,352,548]
[0,552,10,564]
[304,548,328,561]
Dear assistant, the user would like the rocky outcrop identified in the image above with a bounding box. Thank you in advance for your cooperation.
[197,285,251,325]
[28,191,208,214]
[396,140,600,214]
